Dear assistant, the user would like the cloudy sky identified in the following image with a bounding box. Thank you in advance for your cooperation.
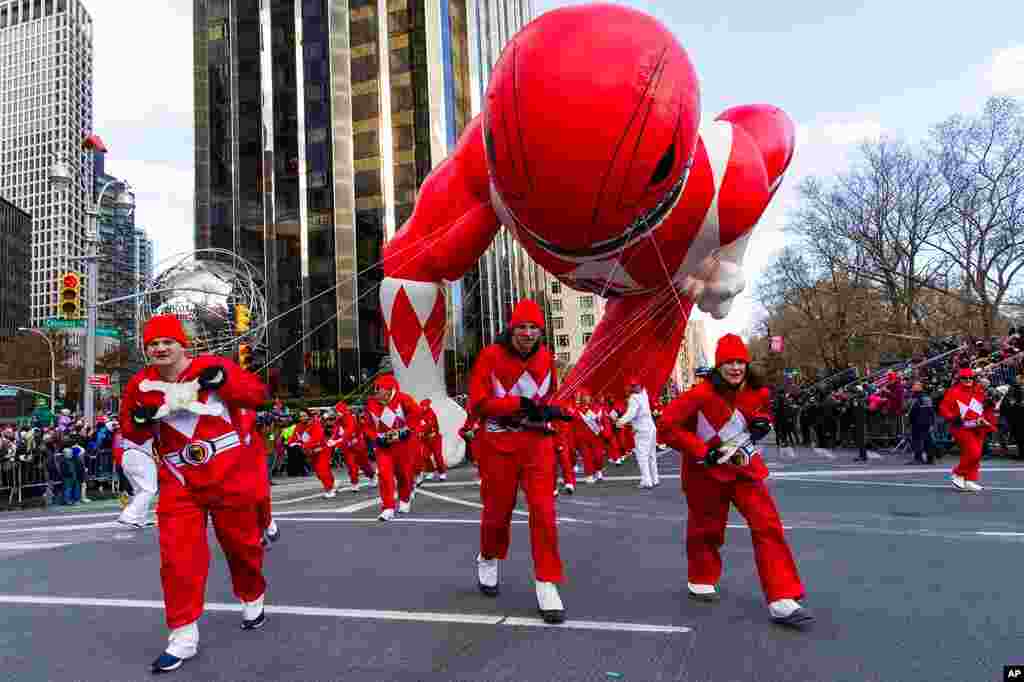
[89,0,1024,347]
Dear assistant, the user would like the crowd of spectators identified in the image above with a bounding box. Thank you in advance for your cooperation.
[772,330,1024,460]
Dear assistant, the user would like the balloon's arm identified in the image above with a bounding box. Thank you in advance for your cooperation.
[383,115,500,282]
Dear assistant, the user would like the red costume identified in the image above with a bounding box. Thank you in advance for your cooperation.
[328,403,376,486]
[363,375,422,513]
[573,393,608,479]
[660,335,804,606]
[468,300,563,584]
[552,399,577,490]
[289,415,333,493]
[939,371,998,485]
[120,318,268,635]
[419,400,446,476]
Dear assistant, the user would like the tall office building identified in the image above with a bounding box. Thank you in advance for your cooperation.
[0,194,31,338]
[545,276,607,376]
[194,0,535,398]
[0,0,94,326]
[93,151,153,352]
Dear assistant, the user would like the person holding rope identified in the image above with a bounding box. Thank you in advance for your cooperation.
[289,409,334,498]
[363,374,422,521]
[328,401,376,492]
[940,367,999,492]
[616,376,659,489]
[120,314,270,673]
[660,334,812,627]
[468,299,573,623]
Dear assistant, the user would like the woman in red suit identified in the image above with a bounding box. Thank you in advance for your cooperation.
[289,409,334,498]
[939,368,998,492]
[661,334,812,627]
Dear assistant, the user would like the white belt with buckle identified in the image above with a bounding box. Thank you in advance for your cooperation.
[165,432,241,468]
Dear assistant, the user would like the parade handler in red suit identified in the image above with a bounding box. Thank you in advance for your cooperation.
[328,401,377,492]
[419,399,447,480]
[552,398,577,495]
[363,374,422,521]
[120,314,270,674]
[468,299,574,624]
[661,334,813,627]
[459,415,483,486]
[940,368,998,492]
[289,409,334,498]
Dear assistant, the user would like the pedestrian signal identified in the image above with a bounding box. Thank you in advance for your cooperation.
[238,343,252,371]
[59,272,82,319]
[234,304,251,333]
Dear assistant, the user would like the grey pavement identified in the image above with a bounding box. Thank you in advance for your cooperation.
[1,445,1023,681]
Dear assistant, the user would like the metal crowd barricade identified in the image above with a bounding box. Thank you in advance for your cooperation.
[1,451,52,507]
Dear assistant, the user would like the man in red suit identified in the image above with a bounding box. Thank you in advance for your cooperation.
[574,390,608,484]
[552,397,577,495]
[459,414,483,486]
[363,374,422,520]
[289,409,334,498]
[939,368,998,492]
[419,399,447,481]
[120,314,270,673]
[661,334,812,627]
[328,401,376,492]
[468,299,572,623]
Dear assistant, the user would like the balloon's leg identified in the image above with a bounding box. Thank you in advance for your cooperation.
[380,277,467,466]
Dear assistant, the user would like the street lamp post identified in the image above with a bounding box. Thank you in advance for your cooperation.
[50,154,134,426]
[17,327,56,413]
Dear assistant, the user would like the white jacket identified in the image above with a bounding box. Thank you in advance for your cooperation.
[618,389,656,434]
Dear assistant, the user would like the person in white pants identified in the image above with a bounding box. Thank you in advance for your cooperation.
[617,377,659,489]
[118,436,157,528]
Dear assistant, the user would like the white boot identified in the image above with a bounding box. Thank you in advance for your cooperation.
[951,475,968,491]
[165,621,199,659]
[965,480,983,492]
[477,554,499,596]
[769,598,814,626]
[241,593,266,630]
[398,500,411,514]
[378,508,395,521]
[323,488,337,499]
[687,582,719,602]
[535,581,565,623]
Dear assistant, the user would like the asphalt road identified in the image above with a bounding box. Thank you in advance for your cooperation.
[1,444,1023,682]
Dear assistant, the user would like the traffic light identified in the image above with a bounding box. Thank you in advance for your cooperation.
[59,272,82,319]
[238,343,252,371]
[234,303,251,333]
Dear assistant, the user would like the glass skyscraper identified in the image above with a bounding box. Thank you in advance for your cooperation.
[194,0,539,398]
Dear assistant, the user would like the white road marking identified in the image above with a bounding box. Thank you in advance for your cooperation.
[277,517,526,525]
[0,595,692,634]
[976,532,1024,537]
[772,467,1024,479]
[726,524,792,530]
[0,521,119,535]
[778,477,1024,491]
[0,512,124,524]
[416,489,590,523]
[866,451,882,460]
[812,448,836,460]
[333,498,382,514]
[0,542,72,550]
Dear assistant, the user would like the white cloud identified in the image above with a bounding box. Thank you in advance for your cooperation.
[985,45,1024,96]
[88,0,195,266]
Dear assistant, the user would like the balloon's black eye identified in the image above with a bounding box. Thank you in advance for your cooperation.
[650,143,675,186]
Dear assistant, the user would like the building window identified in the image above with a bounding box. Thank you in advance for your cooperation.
[579,295,593,309]
[582,333,592,344]
[557,335,570,348]
[550,280,561,294]
[552,317,564,329]
[550,299,562,312]
[580,314,595,328]
[557,352,571,363]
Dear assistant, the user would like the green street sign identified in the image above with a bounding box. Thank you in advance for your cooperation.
[45,318,84,329]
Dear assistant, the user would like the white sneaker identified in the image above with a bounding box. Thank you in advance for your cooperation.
[398,500,411,514]
[439,473,447,481]
[378,508,395,521]
[965,480,983,492]
[583,476,596,485]
[535,581,565,623]
[563,484,575,495]
[323,489,337,499]
[349,484,360,493]
[639,483,652,489]
[477,554,499,595]
[769,598,814,625]
[951,475,968,491]
[166,621,199,660]
[241,593,265,629]
[595,471,604,481]
[687,582,718,601]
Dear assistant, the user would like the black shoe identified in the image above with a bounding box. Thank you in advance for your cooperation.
[241,610,266,630]
[151,653,185,674]
[478,582,499,597]
[772,607,815,627]
[539,608,566,624]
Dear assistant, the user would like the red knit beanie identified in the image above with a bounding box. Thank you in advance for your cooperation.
[715,333,751,366]
[373,374,399,393]
[509,299,545,329]
[143,314,190,347]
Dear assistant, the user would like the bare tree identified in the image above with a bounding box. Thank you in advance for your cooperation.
[930,96,1024,336]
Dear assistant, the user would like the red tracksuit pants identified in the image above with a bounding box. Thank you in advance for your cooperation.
[341,446,376,485]
[554,433,576,487]
[617,427,634,459]
[952,429,986,482]
[425,436,446,473]
[308,447,334,492]
[576,432,604,476]
[682,465,803,603]
[156,462,266,629]
[479,435,563,583]
[376,443,415,510]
